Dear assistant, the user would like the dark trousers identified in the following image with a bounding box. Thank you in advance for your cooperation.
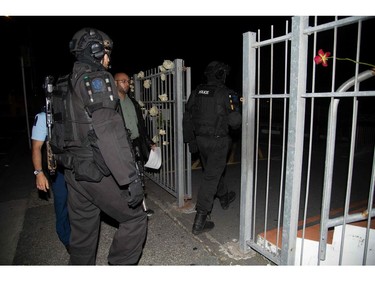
[65,169,148,265]
[52,171,70,246]
[195,135,231,213]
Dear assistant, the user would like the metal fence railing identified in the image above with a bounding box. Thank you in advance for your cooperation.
[241,16,375,265]
[133,59,192,207]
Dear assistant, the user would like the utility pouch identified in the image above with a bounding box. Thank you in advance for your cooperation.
[55,153,74,170]
[73,158,104,182]
[87,129,111,176]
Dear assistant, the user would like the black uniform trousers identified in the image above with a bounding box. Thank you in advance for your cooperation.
[65,169,147,265]
[195,135,231,213]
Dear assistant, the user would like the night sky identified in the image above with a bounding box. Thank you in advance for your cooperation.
[2,16,292,111]
[2,15,375,118]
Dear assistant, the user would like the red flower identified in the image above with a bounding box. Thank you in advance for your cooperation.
[314,49,331,67]
[314,49,375,69]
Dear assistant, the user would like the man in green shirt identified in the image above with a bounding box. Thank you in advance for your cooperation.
[115,72,156,217]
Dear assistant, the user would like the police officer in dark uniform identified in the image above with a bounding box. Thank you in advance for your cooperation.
[62,28,147,265]
[183,61,242,235]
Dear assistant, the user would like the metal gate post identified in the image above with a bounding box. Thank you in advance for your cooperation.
[174,59,186,207]
[239,31,257,252]
[280,16,309,265]
[185,66,193,200]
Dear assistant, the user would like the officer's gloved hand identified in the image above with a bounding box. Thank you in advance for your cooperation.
[188,140,199,154]
[128,179,144,208]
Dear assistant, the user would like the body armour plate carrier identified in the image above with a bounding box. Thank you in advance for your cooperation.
[49,71,118,170]
[191,84,228,137]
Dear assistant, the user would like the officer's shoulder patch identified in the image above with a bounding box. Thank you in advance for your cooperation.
[91,78,106,93]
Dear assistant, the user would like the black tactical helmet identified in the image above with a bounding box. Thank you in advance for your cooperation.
[204,61,230,80]
[69,28,111,60]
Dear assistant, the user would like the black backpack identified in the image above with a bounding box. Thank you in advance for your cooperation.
[45,74,74,170]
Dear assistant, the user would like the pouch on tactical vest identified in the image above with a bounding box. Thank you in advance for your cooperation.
[87,129,111,177]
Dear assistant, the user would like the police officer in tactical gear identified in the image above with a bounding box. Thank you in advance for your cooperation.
[62,28,147,264]
[183,61,242,235]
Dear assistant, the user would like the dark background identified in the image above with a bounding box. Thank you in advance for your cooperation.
[1,15,374,128]
[1,15,293,116]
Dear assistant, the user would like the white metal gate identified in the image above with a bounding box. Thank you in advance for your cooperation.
[240,16,375,265]
[133,59,192,207]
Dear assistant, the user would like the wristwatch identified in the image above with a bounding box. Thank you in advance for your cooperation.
[33,169,43,175]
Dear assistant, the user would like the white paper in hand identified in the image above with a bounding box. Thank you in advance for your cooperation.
[144,147,162,169]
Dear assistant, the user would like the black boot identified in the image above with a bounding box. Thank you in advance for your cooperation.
[192,210,215,235]
[145,208,154,217]
[218,191,236,210]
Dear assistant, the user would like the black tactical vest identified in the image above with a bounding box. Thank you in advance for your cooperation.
[49,70,118,170]
[191,84,228,137]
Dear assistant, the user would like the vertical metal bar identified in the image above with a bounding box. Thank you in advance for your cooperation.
[319,24,339,262]
[353,19,373,265]
[276,19,289,258]
[280,16,308,265]
[331,16,338,93]
[339,99,358,265]
[339,20,362,265]
[253,28,261,243]
[353,20,362,93]
[318,98,339,262]
[264,25,274,244]
[166,93,172,189]
[175,59,185,207]
[169,75,174,191]
[169,71,174,190]
[300,16,318,265]
[363,148,375,265]
[239,31,257,252]
[185,67,192,198]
